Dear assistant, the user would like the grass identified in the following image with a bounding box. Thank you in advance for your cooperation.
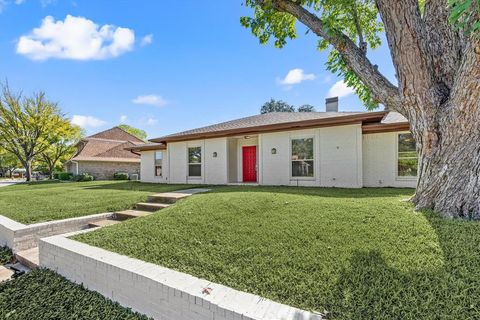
[0,180,193,224]
[0,269,150,319]
[74,186,480,319]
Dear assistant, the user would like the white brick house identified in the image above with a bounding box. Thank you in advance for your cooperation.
[129,99,417,188]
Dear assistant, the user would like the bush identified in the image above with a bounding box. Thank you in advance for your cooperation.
[54,172,73,181]
[113,172,129,180]
[73,173,94,182]
[0,246,12,265]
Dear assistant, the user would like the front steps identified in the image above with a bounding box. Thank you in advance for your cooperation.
[15,247,39,269]
[3,188,210,278]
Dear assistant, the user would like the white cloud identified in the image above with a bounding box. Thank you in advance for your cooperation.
[141,34,153,46]
[147,117,158,125]
[327,80,354,98]
[15,0,25,4]
[119,115,128,123]
[132,94,166,107]
[0,0,7,13]
[17,15,135,61]
[71,115,106,128]
[279,68,316,86]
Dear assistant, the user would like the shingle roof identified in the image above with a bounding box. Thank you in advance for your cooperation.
[150,111,410,143]
[71,127,143,162]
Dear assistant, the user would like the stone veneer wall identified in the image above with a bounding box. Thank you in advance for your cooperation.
[40,235,323,320]
[77,161,140,180]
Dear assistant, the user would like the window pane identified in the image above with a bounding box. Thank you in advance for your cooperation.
[189,164,201,177]
[188,147,202,163]
[398,133,418,177]
[292,160,314,177]
[155,166,162,176]
[398,158,418,176]
[154,152,162,166]
[398,133,416,153]
[291,138,314,160]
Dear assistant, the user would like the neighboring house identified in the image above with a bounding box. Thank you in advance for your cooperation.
[66,127,143,180]
[128,98,417,188]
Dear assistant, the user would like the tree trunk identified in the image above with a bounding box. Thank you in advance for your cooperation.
[24,160,32,182]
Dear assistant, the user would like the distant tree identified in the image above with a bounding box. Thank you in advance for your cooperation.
[297,104,316,112]
[40,123,82,179]
[118,124,147,141]
[0,147,19,178]
[0,85,68,181]
[260,99,295,114]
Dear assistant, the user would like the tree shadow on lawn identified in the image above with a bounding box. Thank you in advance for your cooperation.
[325,211,480,320]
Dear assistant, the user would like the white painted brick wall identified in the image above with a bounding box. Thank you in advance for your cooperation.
[40,235,323,320]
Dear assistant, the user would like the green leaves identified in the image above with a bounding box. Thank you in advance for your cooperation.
[448,0,480,35]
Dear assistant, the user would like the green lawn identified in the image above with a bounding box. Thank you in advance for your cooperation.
[0,181,193,224]
[74,186,480,319]
[0,269,149,319]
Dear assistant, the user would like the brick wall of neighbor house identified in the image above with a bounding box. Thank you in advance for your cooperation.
[77,161,140,180]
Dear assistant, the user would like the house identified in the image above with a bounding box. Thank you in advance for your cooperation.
[65,127,144,180]
[128,98,417,188]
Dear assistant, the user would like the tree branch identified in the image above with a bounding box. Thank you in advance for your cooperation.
[263,0,402,111]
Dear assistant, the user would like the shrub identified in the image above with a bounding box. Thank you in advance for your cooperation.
[113,172,129,180]
[0,246,12,264]
[54,172,73,181]
[73,173,94,182]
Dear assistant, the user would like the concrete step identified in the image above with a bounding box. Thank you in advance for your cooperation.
[147,193,190,204]
[114,210,153,220]
[135,202,170,212]
[89,219,121,228]
[15,247,39,269]
[0,266,14,282]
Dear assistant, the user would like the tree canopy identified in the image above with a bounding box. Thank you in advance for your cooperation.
[118,124,148,141]
[260,99,316,113]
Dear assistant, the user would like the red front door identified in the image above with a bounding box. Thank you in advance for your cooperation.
[242,146,257,182]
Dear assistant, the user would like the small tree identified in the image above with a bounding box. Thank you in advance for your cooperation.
[260,98,295,114]
[118,124,147,141]
[40,122,82,179]
[0,85,67,181]
[297,104,316,112]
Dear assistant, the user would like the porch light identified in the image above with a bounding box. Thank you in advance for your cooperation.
[212,152,218,158]
[271,148,277,154]
[244,136,251,139]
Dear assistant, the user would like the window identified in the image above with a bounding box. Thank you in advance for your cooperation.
[154,152,162,177]
[188,146,202,177]
[291,138,314,177]
[397,133,418,177]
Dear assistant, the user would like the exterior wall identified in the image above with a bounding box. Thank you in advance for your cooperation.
[363,132,417,188]
[73,161,140,180]
[260,125,363,188]
[40,235,321,320]
[140,150,169,183]
[140,125,415,189]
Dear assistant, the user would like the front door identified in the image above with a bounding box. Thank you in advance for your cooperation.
[242,146,257,182]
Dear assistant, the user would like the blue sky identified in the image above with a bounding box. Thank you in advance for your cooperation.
[0,0,396,139]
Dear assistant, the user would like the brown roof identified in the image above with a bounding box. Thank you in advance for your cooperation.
[150,111,409,143]
[126,142,167,152]
[70,127,144,162]
[362,112,410,134]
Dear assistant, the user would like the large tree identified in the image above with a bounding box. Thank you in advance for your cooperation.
[242,0,480,219]
[40,123,82,179]
[0,86,68,181]
[118,124,148,141]
[260,98,295,113]
[0,147,19,178]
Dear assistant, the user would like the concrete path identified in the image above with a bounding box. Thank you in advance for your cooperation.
[0,181,21,188]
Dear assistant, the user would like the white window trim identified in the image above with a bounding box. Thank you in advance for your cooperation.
[395,132,418,181]
[289,135,316,181]
[187,146,202,178]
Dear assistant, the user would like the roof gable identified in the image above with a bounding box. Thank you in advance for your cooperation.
[88,127,145,143]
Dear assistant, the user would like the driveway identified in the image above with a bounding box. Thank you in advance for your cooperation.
[0,181,23,188]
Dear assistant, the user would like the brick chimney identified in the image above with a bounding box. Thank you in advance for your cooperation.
[325,97,339,112]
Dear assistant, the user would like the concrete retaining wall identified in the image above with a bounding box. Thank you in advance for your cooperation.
[40,235,322,320]
[0,213,113,252]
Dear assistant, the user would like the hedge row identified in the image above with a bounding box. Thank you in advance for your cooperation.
[0,269,150,319]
